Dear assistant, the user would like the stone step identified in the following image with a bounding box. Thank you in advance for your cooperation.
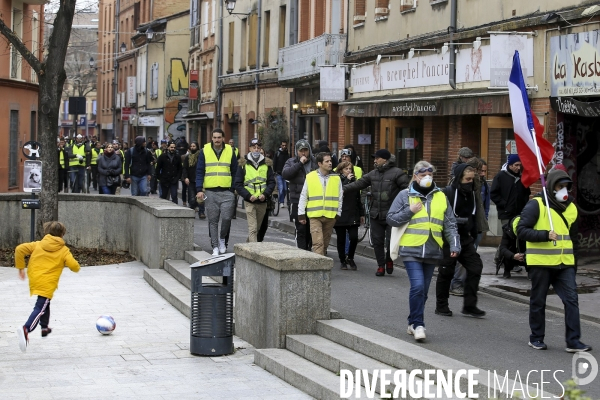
[184,250,215,265]
[316,319,553,399]
[254,348,341,400]
[144,268,190,318]
[164,259,193,289]
[285,334,452,399]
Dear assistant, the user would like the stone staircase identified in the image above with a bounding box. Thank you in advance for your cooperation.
[144,251,543,400]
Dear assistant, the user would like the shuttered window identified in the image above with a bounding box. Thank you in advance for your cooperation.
[314,0,324,37]
[248,13,258,69]
[9,111,19,187]
[228,22,234,73]
[299,0,309,42]
[278,6,286,49]
[263,11,270,66]
[401,0,416,12]
[240,19,247,70]
[355,0,365,17]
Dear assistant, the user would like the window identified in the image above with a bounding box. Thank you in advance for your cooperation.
[354,0,366,25]
[228,22,234,73]
[211,0,216,35]
[63,100,69,120]
[92,100,97,118]
[30,111,37,141]
[375,0,390,18]
[278,6,286,49]
[203,1,209,38]
[240,19,247,70]
[151,63,159,99]
[401,0,416,12]
[314,1,324,37]
[191,0,198,28]
[9,111,19,187]
[11,7,23,79]
[299,0,309,41]
[263,11,270,66]
[248,14,258,69]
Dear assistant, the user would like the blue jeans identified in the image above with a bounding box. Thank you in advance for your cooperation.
[131,175,148,196]
[100,185,117,195]
[404,261,437,328]
[276,174,287,204]
[69,166,86,193]
[529,267,581,347]
[160,183,178,203]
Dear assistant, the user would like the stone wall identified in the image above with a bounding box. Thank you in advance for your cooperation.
[233,242,332,349]
[0,193,195,269]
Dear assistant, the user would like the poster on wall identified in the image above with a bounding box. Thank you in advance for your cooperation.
[550,30,600,97]
[23,160,42,193]
[489,34,533,87]
[320,66,346,102]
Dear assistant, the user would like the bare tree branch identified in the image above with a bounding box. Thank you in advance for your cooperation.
[0,17,44,74]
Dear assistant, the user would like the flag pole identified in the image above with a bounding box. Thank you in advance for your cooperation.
[530,127,556,246]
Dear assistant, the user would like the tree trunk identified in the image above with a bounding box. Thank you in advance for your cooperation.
[0,0,77,238]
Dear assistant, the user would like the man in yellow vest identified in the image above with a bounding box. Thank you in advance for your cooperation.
[196,128,238,256]
[229,138,240,160]
[234,138,275,242]
[88,141,103,191]
[298,152,343,256]
[57,138,70,192]
[68,134,89,193]
[517,169,590,352]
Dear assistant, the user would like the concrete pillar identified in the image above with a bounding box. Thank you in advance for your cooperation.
[233,242,332,349]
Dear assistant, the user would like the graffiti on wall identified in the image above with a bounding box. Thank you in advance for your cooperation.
[167,58,189,98]
[165,99,188,137]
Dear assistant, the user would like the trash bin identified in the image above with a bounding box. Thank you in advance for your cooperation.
[190,253,235,356]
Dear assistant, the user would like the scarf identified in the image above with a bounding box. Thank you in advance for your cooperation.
[188,150,199,167]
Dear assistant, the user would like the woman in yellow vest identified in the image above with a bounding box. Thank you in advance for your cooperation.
[386,161,460,342]
[517,169,591,352]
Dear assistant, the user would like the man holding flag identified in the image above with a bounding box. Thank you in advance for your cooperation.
[508,50,590,352]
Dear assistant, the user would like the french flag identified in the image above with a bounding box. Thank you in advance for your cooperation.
[507,51,554,188]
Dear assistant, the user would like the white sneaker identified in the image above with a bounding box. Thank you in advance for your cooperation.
[280,203,286,209]
[218,239,226,254]
[17,326,28,352]
[414,326,426,342]
[212,247,219,256]
[407,324,415,335]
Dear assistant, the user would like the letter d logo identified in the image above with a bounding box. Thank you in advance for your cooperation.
[572,352,598,386]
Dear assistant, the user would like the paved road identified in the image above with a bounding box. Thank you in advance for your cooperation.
[194,212,600,398]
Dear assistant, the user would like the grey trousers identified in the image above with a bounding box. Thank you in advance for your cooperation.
[205,189,235,249]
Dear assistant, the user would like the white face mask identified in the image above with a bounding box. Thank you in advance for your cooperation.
[418,175,433,188]
[554,187,569,202]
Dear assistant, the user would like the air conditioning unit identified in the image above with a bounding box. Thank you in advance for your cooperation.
[375,8,389,14]
[353,15,366,22]
[348,86,354,94]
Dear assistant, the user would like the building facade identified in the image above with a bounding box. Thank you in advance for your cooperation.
[0,0,44,192]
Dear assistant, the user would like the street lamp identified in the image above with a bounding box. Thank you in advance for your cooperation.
[292,103,300,112]
[120,42,127,53]
[225,0,250,15]
[146,27,154,41]
[89,57,95,68]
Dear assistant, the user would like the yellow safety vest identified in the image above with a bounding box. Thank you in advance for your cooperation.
[203,143,233,189]
[59,150,65,168]
[399,191,447,248]
[354,166,363,180]
[90,148,103,165]
[526,198,577,266]
[69,144,87,167]
[244,164,268,197]
[155,149,162,159]
[234,148,239,158]
[305,171,341,219]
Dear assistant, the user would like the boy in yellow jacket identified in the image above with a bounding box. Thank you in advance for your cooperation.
[15,221,80,352]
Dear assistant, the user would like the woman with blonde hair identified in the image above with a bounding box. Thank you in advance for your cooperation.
[387,161,460,342]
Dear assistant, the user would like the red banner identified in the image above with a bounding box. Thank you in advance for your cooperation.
[189,70,199,99]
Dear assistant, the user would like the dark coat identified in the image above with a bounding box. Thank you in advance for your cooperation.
[498,216,527,269]
[156,151,183,185]
[181,151,200,183]
[97,152,123,187]
[273,148,290,174]
[335,174,364,227]
[516,194,579,268]
[342,156,410,220]
[490,168,531,220]
[442,163,479,242]
[282,155,318,204]
[124,146,153,178]
[234,154,276,203]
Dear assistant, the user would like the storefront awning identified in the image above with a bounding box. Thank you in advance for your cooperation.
[551,97,600,117]
[339,89,510,117]
[183,112,214,121]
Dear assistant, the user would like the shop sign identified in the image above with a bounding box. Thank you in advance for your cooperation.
[551,96,600,117]
[189,70,199,99]
[121,107,131,121]
[127,77,137,104]
[404,138,418,149]
[489,34,533,87]
[550,31,600,97]
[391,102,438,114]
[320,66,345,102]
[138,116,161,126]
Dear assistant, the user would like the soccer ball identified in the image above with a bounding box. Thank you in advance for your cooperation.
[96,315,116,335]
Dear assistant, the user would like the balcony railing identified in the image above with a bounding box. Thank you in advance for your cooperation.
[278,33,346,82]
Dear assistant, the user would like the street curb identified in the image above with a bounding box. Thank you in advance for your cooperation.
[234,207,600,324]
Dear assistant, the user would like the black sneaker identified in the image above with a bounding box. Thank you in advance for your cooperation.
[340,261,348,270]
[386,261,394,275]
[566,342,592,353]
[347,258,358,270]
[41,327,52,337]
[461,307,486,318]
[529,340,548,350]
[376,266,385,276]
[435,308,453,317]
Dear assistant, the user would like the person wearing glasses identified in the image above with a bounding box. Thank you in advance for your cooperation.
[339,148,363,179]
[234,139,275,242]
[387,161,460,342]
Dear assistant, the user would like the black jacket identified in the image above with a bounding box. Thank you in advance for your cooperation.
[517,194,579,268]
[273,148,290,174]
[342,156,409,220]
[124,146,153,178]
[282,155,318,205]
[234,154,276,203]
[181,151,200,183]
[442,163,479,242]
[490,168,531,220]
[97,153,123,187]
[156,151,183,185]
[499,216,527,269]
[335,174,364,227]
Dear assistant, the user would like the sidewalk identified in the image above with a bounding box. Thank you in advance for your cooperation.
[236,204,600,324]
[0,262,310,399]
